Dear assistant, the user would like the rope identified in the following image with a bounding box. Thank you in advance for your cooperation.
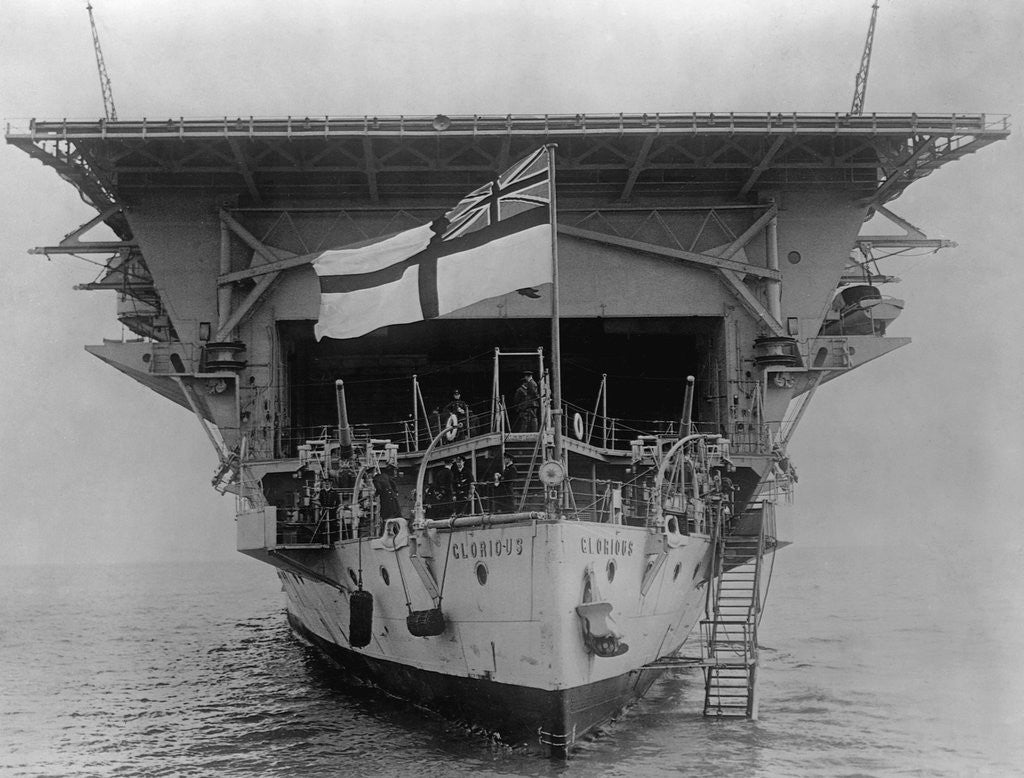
[436,531,454,608]
[356,520,364,590]
[394,544,413,615]
[356,469,369,589]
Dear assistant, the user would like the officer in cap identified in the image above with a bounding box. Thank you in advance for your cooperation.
[513,371,540,432]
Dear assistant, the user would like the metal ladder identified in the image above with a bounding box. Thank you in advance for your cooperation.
[701,503,772,718]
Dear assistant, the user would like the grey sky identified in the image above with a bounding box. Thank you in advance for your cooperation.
[0,0,1021,566]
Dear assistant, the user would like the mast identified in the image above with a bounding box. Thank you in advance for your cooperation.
[547,144,563,465]
[86,2,117,121]
[850,1,880,115]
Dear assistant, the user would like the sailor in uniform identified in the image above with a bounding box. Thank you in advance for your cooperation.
[443,389,471,439]
[513,371,540,432]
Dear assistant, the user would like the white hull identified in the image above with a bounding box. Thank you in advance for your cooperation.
[244,517,712,744]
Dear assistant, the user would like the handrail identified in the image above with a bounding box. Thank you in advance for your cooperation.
[254,410,769,462]
[704,495,724,642]
[515,404,550,513]
[411,419,460,526]
[421,511,545,530]
[7,112,1011,142]
[651,434,721,526]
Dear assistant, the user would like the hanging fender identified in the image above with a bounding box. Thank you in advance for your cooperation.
[349,589,373,648]
[407,607,446,637]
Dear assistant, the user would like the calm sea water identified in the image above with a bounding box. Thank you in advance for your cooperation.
[2,544,1021,777]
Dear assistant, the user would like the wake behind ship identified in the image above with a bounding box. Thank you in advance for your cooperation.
[6,111,1008,754]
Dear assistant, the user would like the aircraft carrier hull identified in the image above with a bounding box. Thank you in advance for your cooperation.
[288,611,668,751]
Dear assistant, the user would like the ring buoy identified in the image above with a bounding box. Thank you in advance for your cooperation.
[573,412,585,440]
[443,413,459,441]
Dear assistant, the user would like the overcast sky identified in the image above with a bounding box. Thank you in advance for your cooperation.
[0,0,1021,567]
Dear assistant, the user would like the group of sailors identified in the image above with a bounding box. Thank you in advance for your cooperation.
[286,463,406,540]
[428,370,542,441]
[280,466,353,542]
[283,450,522,536]
[424,452,520,518]
[278,370,543,540]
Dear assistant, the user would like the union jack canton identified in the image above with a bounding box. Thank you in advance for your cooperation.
[442,147,551,241]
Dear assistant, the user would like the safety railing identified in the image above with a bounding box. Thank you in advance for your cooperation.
[701,619,752,664]
[727,421,771,456]
[262,410,760,461]
[245,346,784,460]
[273,502,341,547]
[561,403,735,454]
[8,113,1010,142]
[421,479,550,521]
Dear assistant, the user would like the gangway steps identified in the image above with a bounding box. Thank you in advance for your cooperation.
[702,527,767,719]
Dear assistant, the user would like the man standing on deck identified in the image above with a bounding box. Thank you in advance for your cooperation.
[452,457,472,515]
[431,459,455,517]
[443,389,471,439]
[494,453,518,513]
[513,371,540,432]
[373,466,402,521]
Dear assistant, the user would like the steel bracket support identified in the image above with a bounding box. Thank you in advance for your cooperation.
[859,136,937,208]
[709,205,786,336]
[216,210,298,340]
[173,376,228,459]
[558,221,781,281]
[714,205,778,261]
[227,137,262,204]
[737,136,786,199]
[218,250,318,285]
[362,136,379,202]
[717,269,787,338]
[28,205,137,255]
[619,135,655,202]
[854,204,956,254]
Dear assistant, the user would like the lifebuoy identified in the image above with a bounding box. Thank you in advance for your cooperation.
[443,413,459,441]
[573,412,585,440]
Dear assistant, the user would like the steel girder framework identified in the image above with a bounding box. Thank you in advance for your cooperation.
[211,201,787,341]
[6,113,1010,227]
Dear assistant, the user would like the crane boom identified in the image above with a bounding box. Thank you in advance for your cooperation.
[86,2,117,121]
[850,1,880,115]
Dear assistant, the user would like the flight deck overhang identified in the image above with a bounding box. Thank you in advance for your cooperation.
[5,112,1010,225]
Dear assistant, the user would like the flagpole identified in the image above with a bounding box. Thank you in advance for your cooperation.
[546,143,563,470]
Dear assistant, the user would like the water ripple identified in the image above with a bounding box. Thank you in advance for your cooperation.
[2,550,1022,777]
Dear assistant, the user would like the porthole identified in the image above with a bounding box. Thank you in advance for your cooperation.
[475,562,488,586]
[787,250,802,264]
[673,562,682,582]
[606,559,616,583]
[380,566,390,585]
[348,568,358,585]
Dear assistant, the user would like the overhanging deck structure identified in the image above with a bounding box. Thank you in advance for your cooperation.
[4,111,1010,466]
[6,112,1010,225]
